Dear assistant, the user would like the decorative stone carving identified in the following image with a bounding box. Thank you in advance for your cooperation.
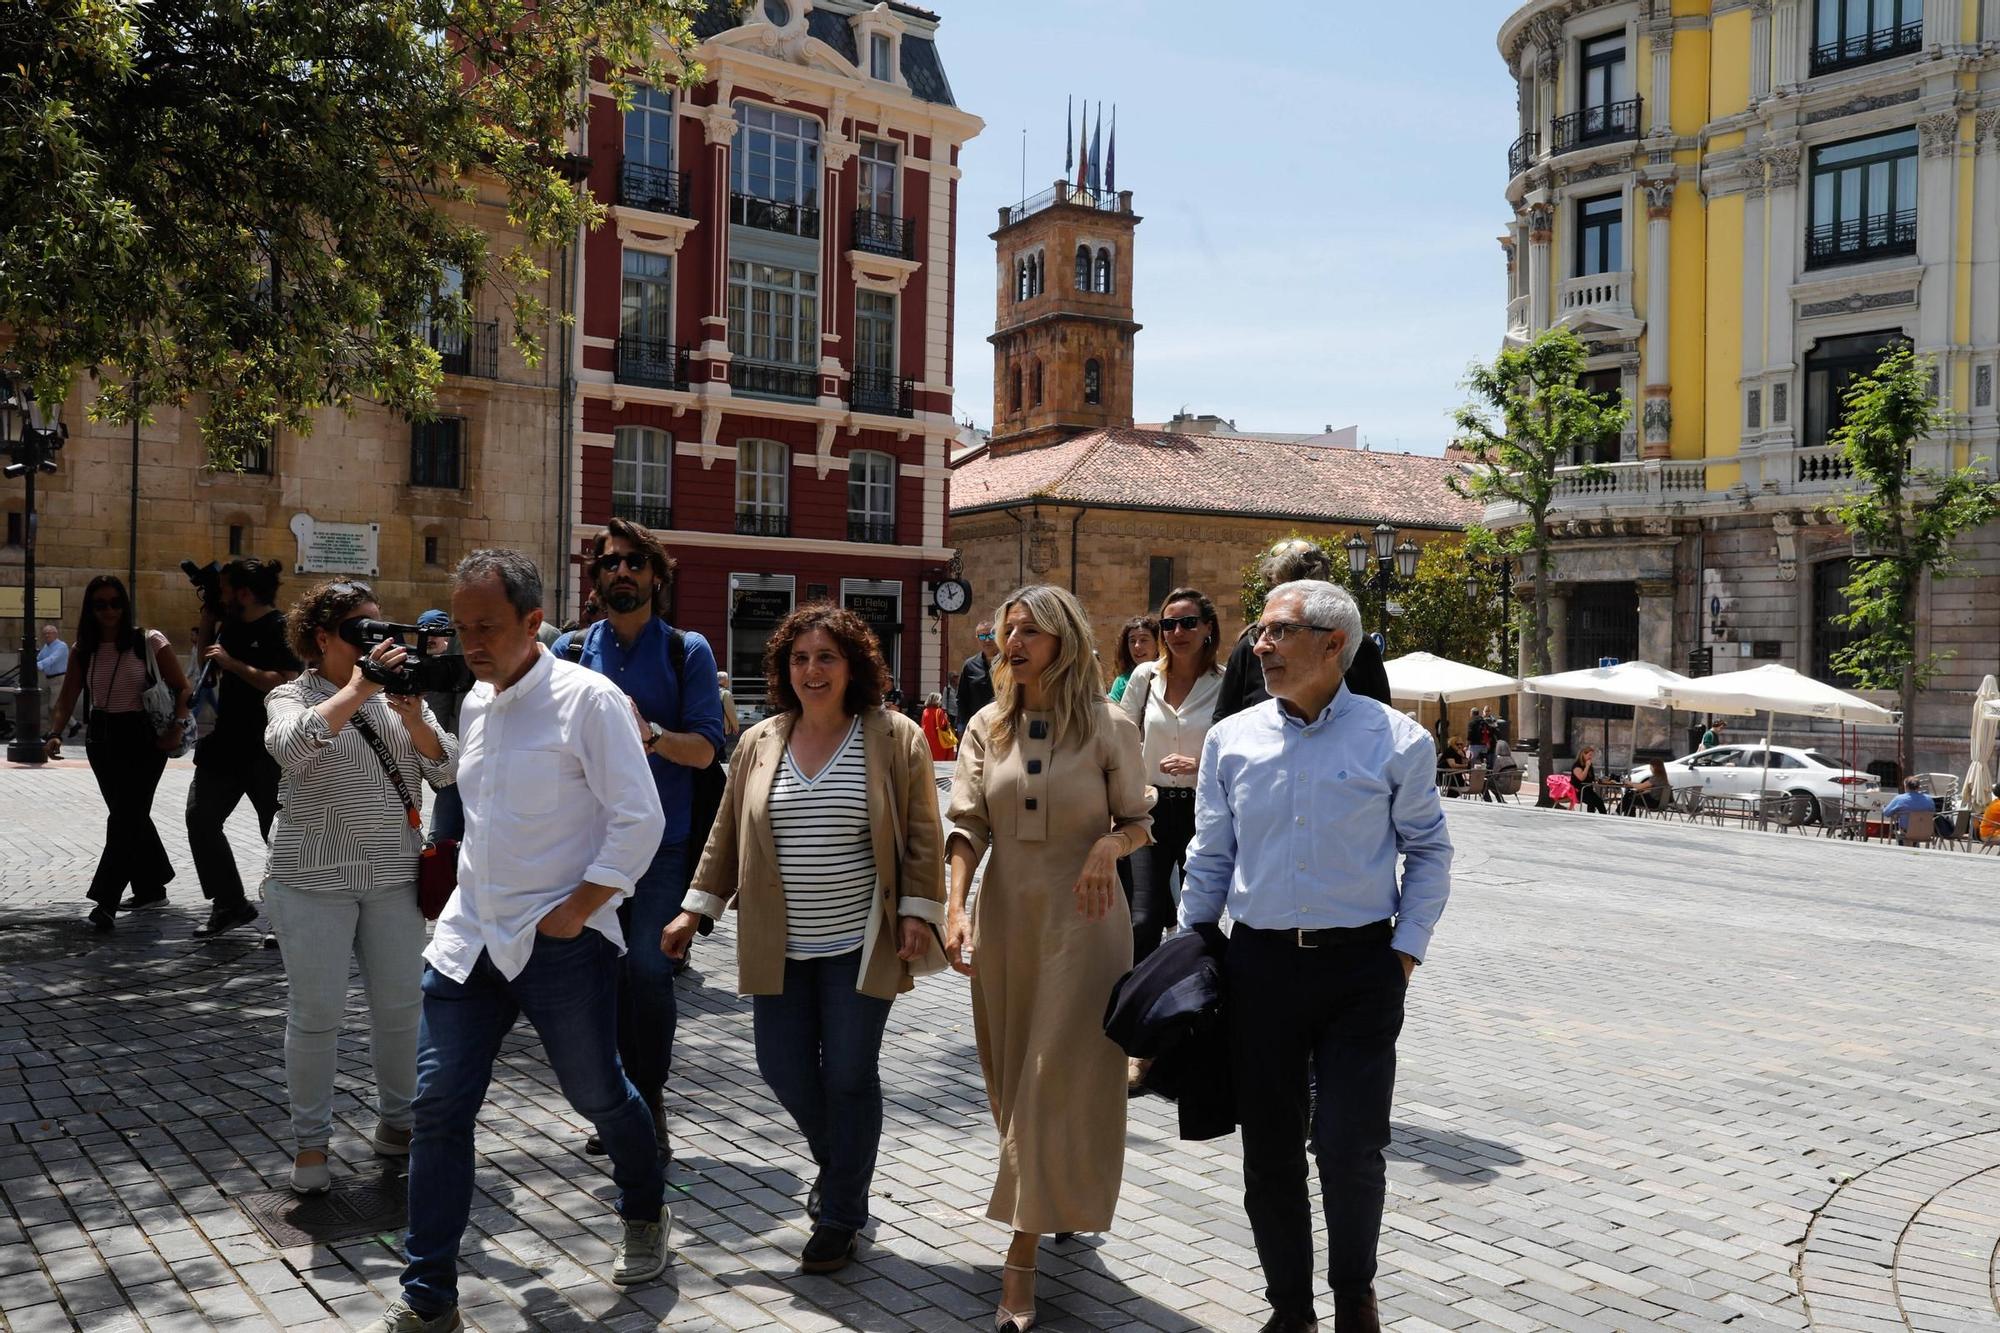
[1644,177,1677,215]
[1643,394,1672,446]
[1772,513,1798,582]
[1977,364,1994,409]
[1919,113,1960,158]
[1746,388,1762,430]
[1559,161,1629,187]
[1799,289,1918,319]
[823,136,857,170]
[1763,144,1802,189]
[1978,109,2000,155]
[1805,89,1920,125]
[1527,13,1563,80]
[1772,382,1788,424]
[1528,203,1553,240]
[702,104,740,146]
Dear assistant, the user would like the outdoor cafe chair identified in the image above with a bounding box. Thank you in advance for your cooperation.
[1816,797,1843,838]
[1902,810,1937,848]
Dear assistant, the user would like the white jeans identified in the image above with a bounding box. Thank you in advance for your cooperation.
[264,877,424,1151]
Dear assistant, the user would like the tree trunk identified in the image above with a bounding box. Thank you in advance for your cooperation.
[1531,518,1555,801]
[1899,565,1919,779]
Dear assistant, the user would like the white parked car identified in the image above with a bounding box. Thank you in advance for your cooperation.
[1626,743,1875,822]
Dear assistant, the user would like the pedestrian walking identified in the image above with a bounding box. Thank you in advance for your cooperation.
[419,608,471,846]
[552,519,725,1164]
[920,691,956,760]
[186,556,300,938]
[1117,587,1224,968]
[667,604,946,1274]
[36,623,78,736]
[952,617,998,733]
[1107,616,1158,704]
[261,580,458,1196]
[368,550,670,1333]
[943,584,1153,1333]
[1700,719,1725,750]
[1182,579,1453,1333]
[42,576,192,931]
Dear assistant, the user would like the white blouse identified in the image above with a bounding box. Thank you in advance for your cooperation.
[1116,660,1225,789]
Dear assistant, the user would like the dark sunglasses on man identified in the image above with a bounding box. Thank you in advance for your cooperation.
[595,552,649,574]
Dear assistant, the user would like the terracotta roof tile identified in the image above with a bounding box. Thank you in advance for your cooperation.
[949,428,1479,530]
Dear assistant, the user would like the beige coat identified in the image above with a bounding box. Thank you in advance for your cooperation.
[686,706,948,1000]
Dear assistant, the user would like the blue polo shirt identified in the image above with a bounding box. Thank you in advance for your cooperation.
[555,618,725,845]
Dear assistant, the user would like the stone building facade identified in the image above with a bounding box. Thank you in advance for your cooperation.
[1493,0,2000,773]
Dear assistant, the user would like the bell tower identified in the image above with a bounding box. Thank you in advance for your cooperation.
[988,167,1140,456]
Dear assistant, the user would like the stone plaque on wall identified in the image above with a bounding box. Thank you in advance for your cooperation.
[289,514,381,576]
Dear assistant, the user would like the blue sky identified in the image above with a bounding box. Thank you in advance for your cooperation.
[937,1,1518,455]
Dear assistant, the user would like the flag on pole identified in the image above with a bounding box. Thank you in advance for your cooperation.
[1089,104,1103,193]
[1065,94,1073,176]
[1075,100,1089,192]
[1107,105,1117,193]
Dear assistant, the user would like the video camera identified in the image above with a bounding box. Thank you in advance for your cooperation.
[181,559,223,607]
[337,618,473,696]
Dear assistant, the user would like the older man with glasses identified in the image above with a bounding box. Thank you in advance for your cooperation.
[1181,579,1454,1333]
[952,617,999,734]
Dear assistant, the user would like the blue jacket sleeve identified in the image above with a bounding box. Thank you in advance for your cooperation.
[677,632,727,760]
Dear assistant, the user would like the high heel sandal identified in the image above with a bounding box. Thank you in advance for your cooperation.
[995,1261,1037,1332]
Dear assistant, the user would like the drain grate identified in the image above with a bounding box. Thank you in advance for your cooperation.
[236,1171,407,1248]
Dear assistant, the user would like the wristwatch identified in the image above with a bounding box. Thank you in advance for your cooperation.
[646,721,665,754]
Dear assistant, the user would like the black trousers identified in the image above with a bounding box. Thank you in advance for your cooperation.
[84,712,174,908]
[185,742,282,906]
[1227,922,1405,1320]
[1127,788,1195,963]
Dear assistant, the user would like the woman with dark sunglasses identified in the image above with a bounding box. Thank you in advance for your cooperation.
[44,575,193,931]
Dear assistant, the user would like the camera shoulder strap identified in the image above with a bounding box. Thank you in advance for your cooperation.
[349,709,422,829]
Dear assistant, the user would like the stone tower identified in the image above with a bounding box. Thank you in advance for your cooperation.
[987,180,1141,456]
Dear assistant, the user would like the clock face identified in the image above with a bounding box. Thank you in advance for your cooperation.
[933,579,970,614]
[763,0,791,26]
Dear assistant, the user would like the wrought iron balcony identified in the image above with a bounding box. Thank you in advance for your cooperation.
[1550,97,1642,155]
[1805,209,1917,269]
[735,511,790,538]
[730,358,818,400]
[615,336,690,390]
[1004,182,1123,227]
[431,320,499,378]
[617,160,692,218]
[847,518,896,545]
[848,368,913,417]
[1508,131,1538,178]
[852,209,916,259]
[612,500,673,530]
[1810,21,1923,76]
[730,191,820,239]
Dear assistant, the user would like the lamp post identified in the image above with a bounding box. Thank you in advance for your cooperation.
[1463,555,1516,725]
[1344,523,1420,640]
[4,376,66,765]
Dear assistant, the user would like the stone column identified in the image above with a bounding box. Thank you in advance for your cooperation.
[1764,146,1803,449]
[1741,177,1769,449]
[1772,0,1802,89]
[1750,1,1773,101]
[1917,114,1962,360]
[1649,28,1674,135]
[699,99,740,371]
[1975,114,2000,438]
[1529,202,1554,335]
[1925,0,1962,48]
[1642,179,1675,458]
[1985,0,2000,48]
[1637,578,1677,757]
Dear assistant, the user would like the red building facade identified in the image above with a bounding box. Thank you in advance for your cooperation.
[571,0,980,709]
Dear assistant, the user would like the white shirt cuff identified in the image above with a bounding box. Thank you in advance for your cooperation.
[896,896,946,925]
[682,890,729,920]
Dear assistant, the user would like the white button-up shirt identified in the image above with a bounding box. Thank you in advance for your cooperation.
[1116,660,1225,789]
[427,648,666,983]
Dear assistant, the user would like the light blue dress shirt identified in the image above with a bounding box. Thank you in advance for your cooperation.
[37,639,68,676]
[1179,684,1454,962]
[1882,790,1935,830]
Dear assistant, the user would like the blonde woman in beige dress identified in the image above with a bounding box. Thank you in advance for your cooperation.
[943,584,1153,1333]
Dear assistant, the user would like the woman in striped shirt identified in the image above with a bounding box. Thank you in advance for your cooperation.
[670,604,946,1276]
[262,581,458,1197]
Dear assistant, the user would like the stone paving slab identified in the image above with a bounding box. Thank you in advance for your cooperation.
[2,764,2000,1330]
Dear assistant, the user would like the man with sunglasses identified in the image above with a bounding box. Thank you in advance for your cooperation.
[553,519,725,1164]
[952,618,998,734]
[1181,580,1453,1333]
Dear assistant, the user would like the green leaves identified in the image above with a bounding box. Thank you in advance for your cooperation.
[0,0,704,465]
[1449,327,1632,515]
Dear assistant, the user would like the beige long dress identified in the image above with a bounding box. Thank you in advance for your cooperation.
[946,701,1153,1235]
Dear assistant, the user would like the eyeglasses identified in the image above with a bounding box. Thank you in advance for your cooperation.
[595,552,648,574]
[1251,620,1336,645]
[1159,614,1206,633]
[976,632,994,642]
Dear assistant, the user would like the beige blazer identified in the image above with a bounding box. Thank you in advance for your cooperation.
[685,706,948,1000]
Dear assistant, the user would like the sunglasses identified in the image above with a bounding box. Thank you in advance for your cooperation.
[976,632,994,642]
[595,552,648,574]
[1159,614,1207,633]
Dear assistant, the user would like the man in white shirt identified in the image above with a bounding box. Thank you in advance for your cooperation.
[368,550,670,1333]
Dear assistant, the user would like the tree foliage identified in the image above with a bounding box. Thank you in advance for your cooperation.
[1827,346,2000,771]
[1,0,707,465]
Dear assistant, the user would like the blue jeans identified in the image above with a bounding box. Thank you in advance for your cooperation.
[752,951,893,1231]
[616,840,688,1122]
[428,783,464,845]
[400,932,664,1315]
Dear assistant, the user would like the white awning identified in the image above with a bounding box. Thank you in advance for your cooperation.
[1662,664,1894,725]
[1383,652,1519,704]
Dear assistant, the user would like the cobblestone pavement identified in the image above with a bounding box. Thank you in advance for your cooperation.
[2,760,1998,1332]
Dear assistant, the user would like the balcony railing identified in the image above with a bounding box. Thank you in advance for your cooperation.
[615,336,690,390]
[430,320,499,378]
[730,358,818,400]
[1810,21,1924,76]
[1550,97,1642,155]
[735,511,790,538]
[1793,445,1857,488]
[852,208,917,259]
[1508,131,1538,178]
[730,191,820,239]
[848,368,914,417]
[1805,209,1918,269]
[847,518,897,544]
[617,161,692,218]
[1560,270,1633,316]
[1004,182,1124,227]
[612,499,673,530]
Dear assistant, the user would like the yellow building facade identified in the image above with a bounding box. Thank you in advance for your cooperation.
[1494,0,2000,774]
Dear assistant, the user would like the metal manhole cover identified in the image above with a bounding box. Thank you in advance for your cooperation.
[0,919,96,966]
[236,1171,407,1247]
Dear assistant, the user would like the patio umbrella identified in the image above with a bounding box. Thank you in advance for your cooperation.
[1521,661,1750,775]
[1965,675,1999,806]
[1383,652,1519,704]
[1665,665,1895,815]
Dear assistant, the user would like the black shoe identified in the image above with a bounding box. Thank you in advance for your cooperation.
[116,890,167,913]
[798,1224,857,1274]
[86,907,115,934]
[584,1132,607,1156]
[806,1179,821,1222]
[1258,1315,1317,1333]
[1332,1285,1379,1333]
[192,902,257,938]
[262,932,278,950]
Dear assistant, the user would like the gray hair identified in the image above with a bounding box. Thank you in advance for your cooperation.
[1259,538,1332,587]
[1268,578,1362,669]
[453,548,543,617]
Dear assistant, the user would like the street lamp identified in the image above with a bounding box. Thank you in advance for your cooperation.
[1344,524,1419,638]
[4,375,66,765]
[1462,554,1517,725]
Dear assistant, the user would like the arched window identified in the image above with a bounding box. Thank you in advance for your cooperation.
[735,438,789,535]
[1031,361,1043,406]
[1095,247,1113,294]
[1075,245,1091,290]
[1009,367,1023,413]
[613,426,673,528]
[1084,358,1102,405]
[1031,253,1044,295]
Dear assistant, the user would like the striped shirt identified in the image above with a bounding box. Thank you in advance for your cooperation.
[771,717,877,959]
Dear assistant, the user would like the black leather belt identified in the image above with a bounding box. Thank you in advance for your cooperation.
[1237,920,1391,949]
